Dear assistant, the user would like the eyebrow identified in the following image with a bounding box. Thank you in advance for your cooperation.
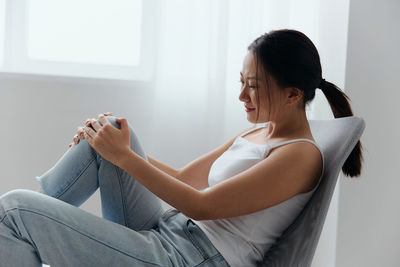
[240,72,260,80]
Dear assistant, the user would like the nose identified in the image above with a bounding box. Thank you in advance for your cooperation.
[238,86,250,103]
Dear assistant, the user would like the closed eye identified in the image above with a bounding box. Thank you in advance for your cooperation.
[239,80,258,89]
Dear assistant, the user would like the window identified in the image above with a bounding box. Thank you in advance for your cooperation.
[0,0,156,80]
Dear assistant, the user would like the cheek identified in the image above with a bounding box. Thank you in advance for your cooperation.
[256,93,267,106]
[259,103,269,114]
[258,97,275,115]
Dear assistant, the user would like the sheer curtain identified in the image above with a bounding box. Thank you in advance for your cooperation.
[147,1,350,266]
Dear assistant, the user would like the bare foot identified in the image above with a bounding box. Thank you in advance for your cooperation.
[37,189,43,194]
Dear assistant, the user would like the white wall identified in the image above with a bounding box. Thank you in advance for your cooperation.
[0,74,167,214]
[336,0,400,266]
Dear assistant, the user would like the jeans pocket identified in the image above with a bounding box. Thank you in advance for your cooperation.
[183,219,210,260]
[183,219,231,266]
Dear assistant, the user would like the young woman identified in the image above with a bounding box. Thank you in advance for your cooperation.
[0,29,363,267]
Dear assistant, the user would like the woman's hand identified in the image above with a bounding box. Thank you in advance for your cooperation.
[68,112,113,148]
[83,114,132,167]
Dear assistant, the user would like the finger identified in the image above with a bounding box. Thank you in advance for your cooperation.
[73,134,79,144]
[98,115,111,127]
[84,126,96,139]
[116,117,128,131]
[91,119,102,132]
[83,131,92,145]
[77,127,85,138]
[73,134,81,144]
[86,118,98,133]
[85,119,95,129]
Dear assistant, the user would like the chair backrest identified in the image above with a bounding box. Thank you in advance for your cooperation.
[258,116,366,267]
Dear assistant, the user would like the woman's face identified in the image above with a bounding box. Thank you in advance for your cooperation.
[239,52,284,124]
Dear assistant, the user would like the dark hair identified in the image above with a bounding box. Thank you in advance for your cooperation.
[247,29,363,177]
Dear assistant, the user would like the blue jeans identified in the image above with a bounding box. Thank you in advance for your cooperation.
[0,116,229,267]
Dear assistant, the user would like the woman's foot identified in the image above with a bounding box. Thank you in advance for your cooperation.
[36,189,43,194]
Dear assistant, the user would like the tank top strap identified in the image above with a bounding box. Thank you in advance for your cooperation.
[240,123,268,138]
[268,138,319,151]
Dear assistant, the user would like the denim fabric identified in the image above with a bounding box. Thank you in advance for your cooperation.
[0,116,229,267]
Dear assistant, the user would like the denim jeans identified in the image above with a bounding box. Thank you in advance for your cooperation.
[0,116,229,267]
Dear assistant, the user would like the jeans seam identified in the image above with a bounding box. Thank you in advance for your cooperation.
[114,166,129,228]
[0,210,43,262]
[2,207,163,266]
[54,157,96,199]
[0,215,5,224]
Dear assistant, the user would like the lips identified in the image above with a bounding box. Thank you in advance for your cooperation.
[245,106,256,113]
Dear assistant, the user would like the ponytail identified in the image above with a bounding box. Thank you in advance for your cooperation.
[318,79,364,177]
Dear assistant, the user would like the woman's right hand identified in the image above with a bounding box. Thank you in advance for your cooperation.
[68,112,113,148]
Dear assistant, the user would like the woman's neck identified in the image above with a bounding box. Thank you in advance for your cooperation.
[266,111,311,139]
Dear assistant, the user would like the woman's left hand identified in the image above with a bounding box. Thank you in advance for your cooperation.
[83,115,132,166]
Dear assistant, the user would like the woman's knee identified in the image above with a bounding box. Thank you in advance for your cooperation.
[98,116,147,160]
[103,116,120,129]
[0,189,39,211]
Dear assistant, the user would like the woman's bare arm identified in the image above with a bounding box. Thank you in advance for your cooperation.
[118,141,322,220]
[147,155,180,179]
[147,126,257,191]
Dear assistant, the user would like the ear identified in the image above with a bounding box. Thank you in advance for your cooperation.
[285,87,303,106]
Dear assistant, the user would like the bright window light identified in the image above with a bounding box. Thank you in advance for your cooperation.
[0,0,5,66]
[27,0,142,66]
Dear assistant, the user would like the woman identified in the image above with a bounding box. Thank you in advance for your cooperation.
[0,29,363,267]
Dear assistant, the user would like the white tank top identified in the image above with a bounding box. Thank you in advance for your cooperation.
[191,122,325,267]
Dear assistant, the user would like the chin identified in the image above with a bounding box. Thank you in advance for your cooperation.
[247,118,258,124]
[247,117,268,124]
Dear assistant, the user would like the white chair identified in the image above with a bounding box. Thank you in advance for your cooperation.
[258,116,366,266]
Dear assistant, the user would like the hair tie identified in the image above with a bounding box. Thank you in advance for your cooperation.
[318,78,326,89]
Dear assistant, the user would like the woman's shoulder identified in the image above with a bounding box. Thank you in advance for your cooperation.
[267,140,323,194]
